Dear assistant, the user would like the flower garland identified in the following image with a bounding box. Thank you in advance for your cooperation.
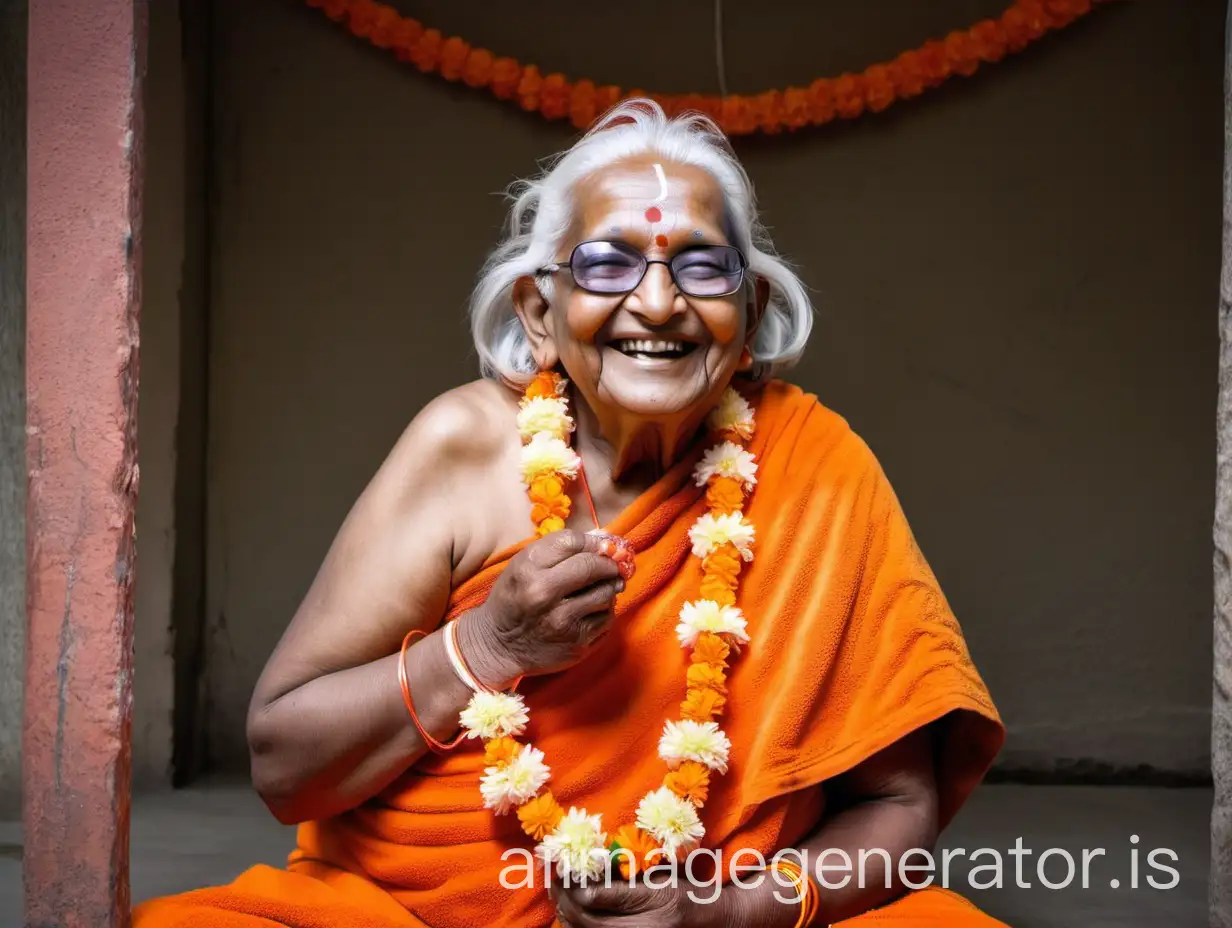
[305,0,1117,137]
[456,372,758,880]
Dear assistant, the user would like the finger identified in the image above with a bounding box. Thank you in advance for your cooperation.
[554,888,596,928]
[562,880,654,915]
[546,552,622,598]
[530,530,609,570]
[556,579,623,630]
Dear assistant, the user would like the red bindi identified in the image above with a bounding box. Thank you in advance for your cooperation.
[644,206,662,223]
[654,234,669,248]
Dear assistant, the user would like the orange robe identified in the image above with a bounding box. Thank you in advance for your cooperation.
[134,381,1007,927]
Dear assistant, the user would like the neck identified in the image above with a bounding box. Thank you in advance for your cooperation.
[571,389,709,483]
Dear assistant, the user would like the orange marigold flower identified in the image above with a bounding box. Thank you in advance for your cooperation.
[700,578,737,607]
[367,6,402,48]
[1044,0,1091,23]
[970,20,1008,63]
[410,28,443,73]
[612,825,664,880]
[517,791,564,840]
[595,85,623,114]
[833,73,866,120]
[807,78,837,125]
[943,29,981,78]
[524,371,560,400]
[751,90,784,135]
[484,736,520,768]
[863,64,896,113]
[490,57,522,99]
[321,0,349,22]
[917,39,951,88]
[570,79,598,129]
[720,95,756,136]
[517,65,544,113]
[889,51,927,98]
[783,88,811,131]
[681,686,727,722]
[686,661,727,695]
[390,17,425,62]
[664,761,711,807]
[702,544,742,585]
[439,36,469,81]
[463,48,494,88]
[535,515,566,537]
[540,73,571,120]
[705,477,745,515]
[692,632,731,666]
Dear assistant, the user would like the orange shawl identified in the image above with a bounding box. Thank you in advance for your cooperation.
[135,381,1005,928]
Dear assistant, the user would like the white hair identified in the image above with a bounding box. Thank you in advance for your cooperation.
[468,98,815,384]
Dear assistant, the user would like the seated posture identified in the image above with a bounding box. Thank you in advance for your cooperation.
[135,100,1006,928]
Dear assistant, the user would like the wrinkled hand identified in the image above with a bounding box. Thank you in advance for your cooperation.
[553,881,694,928]
[552,880,720,928]
[459,530,630,687]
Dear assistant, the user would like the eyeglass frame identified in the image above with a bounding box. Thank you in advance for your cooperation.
[536,240,749,299]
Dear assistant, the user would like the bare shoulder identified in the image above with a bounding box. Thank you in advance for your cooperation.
[374,378,526,578]
[379,378,520,490]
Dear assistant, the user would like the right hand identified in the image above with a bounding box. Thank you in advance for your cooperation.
[458,530,626,686]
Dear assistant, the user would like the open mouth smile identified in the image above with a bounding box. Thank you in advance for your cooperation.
[610,339,699,361]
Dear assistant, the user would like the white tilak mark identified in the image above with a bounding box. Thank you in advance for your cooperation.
[653,163,668,202]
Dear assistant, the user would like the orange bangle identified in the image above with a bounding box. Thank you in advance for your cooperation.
[771,858,821,928]
[398,629,465,754]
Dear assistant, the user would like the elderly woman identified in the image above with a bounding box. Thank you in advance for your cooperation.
[135,101,1005,928]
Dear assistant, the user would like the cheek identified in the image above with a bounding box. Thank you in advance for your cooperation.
[560,296,616,347]
[696,302,745,347]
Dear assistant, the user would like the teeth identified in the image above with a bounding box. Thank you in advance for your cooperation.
[615,339,687,354]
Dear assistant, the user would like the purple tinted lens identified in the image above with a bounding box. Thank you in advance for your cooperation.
[671,246,744,296]
[570,242,645,293]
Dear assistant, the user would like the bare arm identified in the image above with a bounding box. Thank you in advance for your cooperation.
[731,726,940,926]
[245,390,515,824]
[246,386,625,826]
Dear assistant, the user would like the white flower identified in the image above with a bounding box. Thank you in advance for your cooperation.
[479,744,551,814]
[658,719,732,774]
[537,807,609,881]
[517,396,574,442]
[519,432,581,484]
[693,441,758,490]
[676,600,749,648]
[707,388,755,440]
[459,691,529,741]
[688,512,755,561]
[635,787,705,857]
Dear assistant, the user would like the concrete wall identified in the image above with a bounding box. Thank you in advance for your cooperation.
[202,0,1223,778]
[0,0,27,817]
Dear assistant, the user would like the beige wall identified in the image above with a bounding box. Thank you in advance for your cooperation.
[202,0,1223,777]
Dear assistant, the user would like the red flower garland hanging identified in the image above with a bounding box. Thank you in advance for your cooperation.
[310,0,1118,135]
[305,0,1116,135]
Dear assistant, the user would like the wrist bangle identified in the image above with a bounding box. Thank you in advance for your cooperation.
[398,629,465,753]
[769,858,822,928]
[446,617,524,694]
[444,618,494,693]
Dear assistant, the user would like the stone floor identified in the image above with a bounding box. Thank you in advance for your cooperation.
[0,782,1214,926]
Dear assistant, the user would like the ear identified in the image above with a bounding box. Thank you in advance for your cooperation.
[512,275,559,371]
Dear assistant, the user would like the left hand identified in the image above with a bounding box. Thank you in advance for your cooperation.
[552,881,718,928]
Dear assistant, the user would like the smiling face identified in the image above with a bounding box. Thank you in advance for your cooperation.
[514,156,763,423]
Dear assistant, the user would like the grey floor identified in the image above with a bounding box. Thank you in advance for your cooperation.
[0,783,1213,927]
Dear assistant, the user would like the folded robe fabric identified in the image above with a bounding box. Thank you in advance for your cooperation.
[134,380,1007,927]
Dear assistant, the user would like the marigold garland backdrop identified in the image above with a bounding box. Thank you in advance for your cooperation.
[306,0,1119,137]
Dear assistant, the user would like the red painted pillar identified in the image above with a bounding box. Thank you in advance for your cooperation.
[23,1,146,926]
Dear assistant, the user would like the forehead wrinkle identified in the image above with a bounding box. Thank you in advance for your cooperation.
[570,163,729,244]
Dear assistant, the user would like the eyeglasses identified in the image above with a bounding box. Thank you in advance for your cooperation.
[538,240,747,298]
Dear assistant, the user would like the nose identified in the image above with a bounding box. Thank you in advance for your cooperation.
[625,262,684,325]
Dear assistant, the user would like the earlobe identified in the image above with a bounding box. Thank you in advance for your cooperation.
[512,275,559,371]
